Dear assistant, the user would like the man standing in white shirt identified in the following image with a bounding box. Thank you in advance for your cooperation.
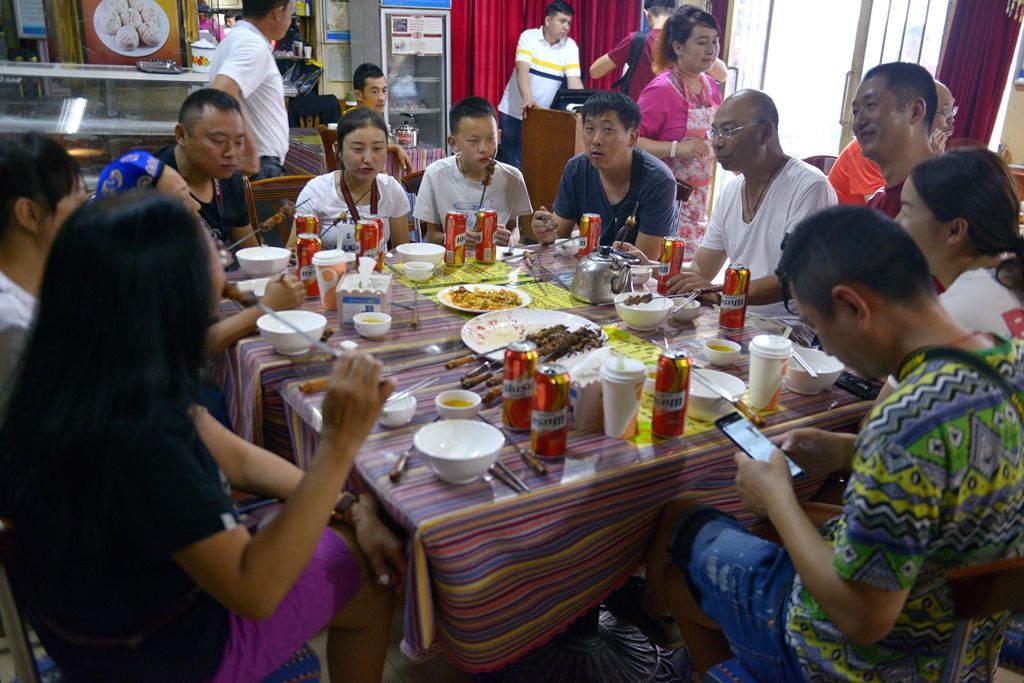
[662,90,837,318]
[209,0,292,179]
[496,1,584,169]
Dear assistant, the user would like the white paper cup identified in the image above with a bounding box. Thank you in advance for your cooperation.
[293,41,303,57]
[312,250,349,311]
[747,334,792,410]
[601,357,646,439]
[303,45,312,59]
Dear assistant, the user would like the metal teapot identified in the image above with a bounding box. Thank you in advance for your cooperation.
[570,245,641,304]
[394,113,419,149]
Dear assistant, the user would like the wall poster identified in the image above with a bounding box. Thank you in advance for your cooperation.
[81,0,184,66]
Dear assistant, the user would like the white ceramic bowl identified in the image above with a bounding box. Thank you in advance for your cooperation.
[786,347,844,394]
[404,261,434,283]
[629,265,654,287]
[413,419,504,484]
[256,310,327,356]
[353,312,391,339]
[672,299,702,322]
[614,292,673,331]
[379,394,417,427]
[689,369,746,421]
[396,242,445,265]
[702,339,742,367]
[236,246,291,277]
[554,238,579,258]
[435,389,482,420]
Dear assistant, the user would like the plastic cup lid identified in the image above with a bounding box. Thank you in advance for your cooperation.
[749,334,793,359]
[600,357,646,381]
[312,250,347,265]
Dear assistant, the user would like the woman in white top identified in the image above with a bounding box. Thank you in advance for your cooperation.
[298,108,410,252]
[897,147,1024,338]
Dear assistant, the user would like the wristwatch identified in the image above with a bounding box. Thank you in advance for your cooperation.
[331,491,358,522]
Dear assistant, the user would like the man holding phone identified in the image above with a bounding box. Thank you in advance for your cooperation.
[629,207,1024,680]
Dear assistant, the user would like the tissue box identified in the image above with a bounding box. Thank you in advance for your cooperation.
[569,377,603,433]
[336,271,392,324]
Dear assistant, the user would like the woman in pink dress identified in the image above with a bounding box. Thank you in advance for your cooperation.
[637,6,722,256]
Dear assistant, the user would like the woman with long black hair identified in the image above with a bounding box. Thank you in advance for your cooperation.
[0,192,402,683]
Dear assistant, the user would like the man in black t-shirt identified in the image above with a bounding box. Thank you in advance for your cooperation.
[155,89,257,247]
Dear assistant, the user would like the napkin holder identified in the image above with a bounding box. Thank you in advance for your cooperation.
[567,347,611,433]
[336,271,392,324]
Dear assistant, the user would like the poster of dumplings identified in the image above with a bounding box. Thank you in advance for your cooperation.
[82,0,183,65]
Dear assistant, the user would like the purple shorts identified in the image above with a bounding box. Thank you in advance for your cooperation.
[206,528,361,682]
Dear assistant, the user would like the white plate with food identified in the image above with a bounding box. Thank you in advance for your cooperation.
[93,0,169,57]
[462,309,605,361]
[437,284,531,314]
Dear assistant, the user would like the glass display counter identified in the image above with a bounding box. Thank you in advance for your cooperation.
[0,61,206,185]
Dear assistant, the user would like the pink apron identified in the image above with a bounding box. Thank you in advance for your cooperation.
[666,70,718,256]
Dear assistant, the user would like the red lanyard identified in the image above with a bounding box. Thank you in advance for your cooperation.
[338,172,379,222]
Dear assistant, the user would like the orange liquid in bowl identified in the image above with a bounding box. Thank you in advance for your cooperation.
[443,399,474,408]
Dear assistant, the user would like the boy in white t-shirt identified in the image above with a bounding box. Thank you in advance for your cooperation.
[415,97,533,249]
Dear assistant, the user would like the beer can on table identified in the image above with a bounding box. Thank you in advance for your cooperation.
[656,237,686,295]
[531,363,569,458]
[578,213,601,259]
[503,341,538,431]
[475,209,497,264]
[445,211,467,266]
[652,350,691,438]
[295,214,319,237]
[296,232,321,297]
[719,263,751,330]
[356,218,382,273]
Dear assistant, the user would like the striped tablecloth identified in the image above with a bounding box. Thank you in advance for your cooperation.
[272,249,873,672]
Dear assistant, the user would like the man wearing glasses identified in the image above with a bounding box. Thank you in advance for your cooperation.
[657,89,836,319]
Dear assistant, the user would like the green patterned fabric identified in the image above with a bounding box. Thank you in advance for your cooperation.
[786,338,1024,681]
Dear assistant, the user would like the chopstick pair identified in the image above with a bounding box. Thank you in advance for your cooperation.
[489,460,529,494]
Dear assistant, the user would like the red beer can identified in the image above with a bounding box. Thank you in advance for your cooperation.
[531,363,570,458]
[295,214,319,237]
[719,263,751,330]
[296,232,321,297]
[444,211,467,266]
[503,341,538,430]
[656,237,686,295]
[356,218,382,273]
[652,350,691,438]
[578,213,601,259]
[475,209,497,264]
[371,214,386,272]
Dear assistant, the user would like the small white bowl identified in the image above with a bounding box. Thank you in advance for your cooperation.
[614,292,673,331]
[435,389,482,420]
[257,310,327,356]
[554,238,579,258]
[672,299,702,322]
[786,347,844,394]
[414,419,504,484]
[379,394,417,427]
[404,261,434,283]
[396,242,445,265]
[702,339,742,367]
[353,312,391,339]
[629,265,654,287]
[689,369,746,421]
[643,364,658,396]
[236,246,291,277]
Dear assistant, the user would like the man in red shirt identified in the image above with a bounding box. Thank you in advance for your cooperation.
[851,62,935,219]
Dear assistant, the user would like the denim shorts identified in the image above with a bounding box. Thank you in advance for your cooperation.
[669,506,805,681]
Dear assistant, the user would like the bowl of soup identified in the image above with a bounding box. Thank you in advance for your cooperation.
[702,339,742,367]
[353,312,391,339]
[435,389,482,420]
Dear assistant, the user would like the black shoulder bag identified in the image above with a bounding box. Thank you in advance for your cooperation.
[612,31,647,94]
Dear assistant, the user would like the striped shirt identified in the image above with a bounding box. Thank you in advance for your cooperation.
[498,27,581,120]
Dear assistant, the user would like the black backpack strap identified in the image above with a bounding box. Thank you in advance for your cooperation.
[605,149,649,244]
[612,31,647,93]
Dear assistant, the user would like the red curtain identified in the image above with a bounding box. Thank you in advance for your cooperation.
[938,0,1022,145]
[451,0,642,104]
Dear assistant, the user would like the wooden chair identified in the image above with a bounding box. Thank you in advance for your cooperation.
[318,124,337,172]
[288,95,341,130]
[0,516,39,683]
[401,170,426,243]
[243,175,315,247]
[942,556,1024,681]
[802,154,838,175]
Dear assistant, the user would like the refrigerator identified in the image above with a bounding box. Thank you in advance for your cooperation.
[350,0,451,149]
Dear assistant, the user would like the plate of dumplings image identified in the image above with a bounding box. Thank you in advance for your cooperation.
[93,0,169,57]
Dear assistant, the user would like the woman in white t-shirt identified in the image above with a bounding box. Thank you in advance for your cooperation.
[298,108,410,252]
[897,147,1024,338]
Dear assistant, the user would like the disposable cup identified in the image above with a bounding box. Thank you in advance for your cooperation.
[312,250,349,310]
[601,357,646,439]
[748,334,792,410]
[303,45,312,59]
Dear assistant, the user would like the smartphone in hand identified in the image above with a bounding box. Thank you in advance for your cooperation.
[715,412,804,478]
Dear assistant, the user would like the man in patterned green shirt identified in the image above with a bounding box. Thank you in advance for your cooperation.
[636,206,1024,681]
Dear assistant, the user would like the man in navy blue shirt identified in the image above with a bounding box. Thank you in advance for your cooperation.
[532,90,677,260]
